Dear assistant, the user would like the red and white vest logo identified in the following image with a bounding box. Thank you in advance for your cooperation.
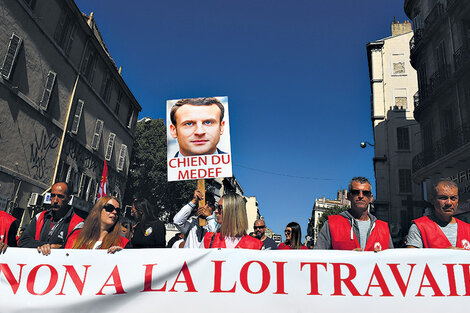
[461,239,470,250]
[374,242,382,251]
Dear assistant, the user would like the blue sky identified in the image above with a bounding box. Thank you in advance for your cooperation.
[75,0,410,237]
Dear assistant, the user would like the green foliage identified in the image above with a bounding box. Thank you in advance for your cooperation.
[315,205,348,234]
[124,118,196,223]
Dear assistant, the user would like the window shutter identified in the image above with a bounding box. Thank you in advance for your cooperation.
[65,23,76,56]
[78,173,86,198]
[127,109,134,129]
[39,71,57,110]
[91,119,104,150]
[117,144,127,171]
[105,133,116,161]
[1,33,23,80]
[70,99,84,134]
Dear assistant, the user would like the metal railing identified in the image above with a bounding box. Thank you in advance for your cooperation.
[428,64,450,95]
[454,41,470,72]
[413,92,419,110]
[412,121,470,172]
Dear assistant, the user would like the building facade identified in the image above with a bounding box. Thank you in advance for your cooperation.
[405,0,470,221]
[366,20,424,242]
[0,0,140,225]
[307,189,350,244]
[245,196,260,234]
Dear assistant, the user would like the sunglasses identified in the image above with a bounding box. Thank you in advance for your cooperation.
[103,203,120,215]
[284,230,291,234]
[254,226,265,230]
[436,195,458,201]
[50,193,66,199]
[215,204,223,213]
[349,189,372,197]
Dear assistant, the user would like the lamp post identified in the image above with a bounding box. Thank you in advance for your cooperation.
[360,141,375,148]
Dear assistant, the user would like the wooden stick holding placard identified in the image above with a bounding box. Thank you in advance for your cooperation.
[197,179,207,226]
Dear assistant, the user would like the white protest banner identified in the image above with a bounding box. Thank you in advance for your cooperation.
[166,96,232,181]
[1,248,470,312]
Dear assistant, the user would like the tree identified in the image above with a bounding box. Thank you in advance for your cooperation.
[124,118,195,223]
[315,205,348,235]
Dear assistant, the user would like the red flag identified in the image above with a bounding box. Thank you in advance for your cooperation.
[97,160,108,200]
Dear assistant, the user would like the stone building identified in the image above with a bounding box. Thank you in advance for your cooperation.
[405,0,470,221]
[366,20,424,242]
[0,0,140,224]
[306,189,350,244]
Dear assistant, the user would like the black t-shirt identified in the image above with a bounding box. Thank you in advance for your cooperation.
[261,236,278,250]
[131,220,166,248]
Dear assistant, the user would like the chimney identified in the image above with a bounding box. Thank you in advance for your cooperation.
[391,19,412,36]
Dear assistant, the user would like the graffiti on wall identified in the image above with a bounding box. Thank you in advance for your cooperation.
[63,137,98,171]
[30,129,59,179]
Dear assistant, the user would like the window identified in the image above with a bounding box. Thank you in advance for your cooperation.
[58,161,70,183]
[39,71,57,110]
[91,119,104,150]
[115,90,122,115]
[126,108,134,129]
[117,144,127,171]
[397,127,410,150]
[393,88,407,109]
[440,109,454,137]
[53,4,76,55]
[100,72,113,103]
[78,173,89,198]
[399,169,412,193]
[70,99,84,134]
[81,44,96,83]
[1,33,23,80]
[422,120,433,152]
[417,64,427,96]
[434,41,447,70]
[391,54,406,75]
[105,133,116,161]
[86,179,96,202]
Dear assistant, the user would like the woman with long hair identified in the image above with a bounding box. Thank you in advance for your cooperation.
[278,222,308,250]
[202,193,263,249]
[131,198,166,248]
[65,196,130,253]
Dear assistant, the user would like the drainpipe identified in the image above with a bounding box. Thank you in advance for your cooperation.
[45,74,80,195]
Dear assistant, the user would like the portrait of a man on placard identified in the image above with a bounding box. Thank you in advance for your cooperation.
[166,96,232,182]
[168,97,230,157]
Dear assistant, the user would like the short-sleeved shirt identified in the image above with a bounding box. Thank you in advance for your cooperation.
[261,236,278,250]
[406,222,458,248]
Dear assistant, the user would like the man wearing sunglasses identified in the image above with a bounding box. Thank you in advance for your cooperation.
[253,219,278,250]
[19,182,84,255]
[406,179,470,249]
[314,177,393,251]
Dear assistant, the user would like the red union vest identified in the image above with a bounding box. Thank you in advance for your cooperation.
[35,210,84,241]
[0,211,16,245]
[203,232,263,250]
[413,216,470,249]
[328,215,390,251]
[65,229,129,249]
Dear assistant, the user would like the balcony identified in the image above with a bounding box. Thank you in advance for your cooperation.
[409,29,424,66]
[413,92,419,110]
[424,3,444,30]
[428,64,450,95]
[412,121,470,172]
[454,41,470,73]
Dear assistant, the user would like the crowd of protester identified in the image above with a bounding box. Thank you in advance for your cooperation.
[1,175,469,254]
